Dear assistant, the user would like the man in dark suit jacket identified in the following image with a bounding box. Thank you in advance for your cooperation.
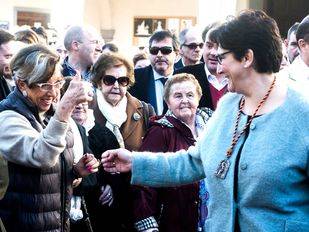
[130,30,179,115]
[0,29,15,101]
[175,25,228,111]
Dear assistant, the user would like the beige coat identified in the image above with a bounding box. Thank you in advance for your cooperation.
[92,92,155,151]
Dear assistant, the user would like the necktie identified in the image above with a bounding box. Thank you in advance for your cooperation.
[159,77,167,85]
[159,77,168,114]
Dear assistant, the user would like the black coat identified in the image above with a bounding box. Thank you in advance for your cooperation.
[86,124,135,232]
[131,64,214,111]
[130,65,155,109]
[0,76,11,102]
[174,59,184,70]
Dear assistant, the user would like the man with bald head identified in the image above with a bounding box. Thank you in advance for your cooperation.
[175,27,204,69]
[0,29,15,101]
[62,25,103,81]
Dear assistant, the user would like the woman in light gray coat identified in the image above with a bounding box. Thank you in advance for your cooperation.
[0,45,99,232]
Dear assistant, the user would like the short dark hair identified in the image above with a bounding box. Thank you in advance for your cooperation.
[0,29,15,46]
[102,42,119,53]
[217,9,282,73]
[208,26,220,44]
[91,53,134,88]
[149,30,179,51]
[133,52,147,66]
[202,21,221,42]
[296,16,309,43]
[15,28,39,44]
[31,26,48,42]
[287,22,299,40]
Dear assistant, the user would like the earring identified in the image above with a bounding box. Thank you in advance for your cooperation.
[22,90,28,97]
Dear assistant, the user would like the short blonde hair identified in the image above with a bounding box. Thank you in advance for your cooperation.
[11,44,60,87]
[91,53,134,88]
[163,73,202,102]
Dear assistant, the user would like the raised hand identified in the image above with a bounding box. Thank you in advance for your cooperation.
[74,153,100,177]
[101,148,132,173]
[55,73,93,122]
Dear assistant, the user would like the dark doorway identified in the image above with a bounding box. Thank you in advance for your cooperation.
[262,0,309,38]
[17,11,50,28]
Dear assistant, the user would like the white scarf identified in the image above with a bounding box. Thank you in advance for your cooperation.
[96,89,127,148]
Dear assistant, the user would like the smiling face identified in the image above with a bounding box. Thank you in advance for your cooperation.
[78,30,102,67]
[18,66,63,113]
[216,47,246,93]
[166,81,199,124]
[100,65,128,106]
[149,37,176,76]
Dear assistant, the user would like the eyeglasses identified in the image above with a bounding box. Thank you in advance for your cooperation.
[35,80,65,91]
[102,75,130,87]
[149,46,173,55]
[182,42,204,50]
[216,51,232,64]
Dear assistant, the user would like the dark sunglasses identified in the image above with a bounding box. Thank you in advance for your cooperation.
[215,51,232,64]
[182,42,204,50]
[102,75,130,87]
[149,46,173,55]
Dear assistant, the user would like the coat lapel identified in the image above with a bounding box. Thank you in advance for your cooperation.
[121,93,143,141]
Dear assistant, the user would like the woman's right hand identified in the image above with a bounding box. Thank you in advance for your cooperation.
[55,73,93,122]
[101,148,132,173]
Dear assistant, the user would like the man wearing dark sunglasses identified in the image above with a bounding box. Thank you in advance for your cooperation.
[130,30,179,115]
[175,24,228,110]
[175,27,204,70]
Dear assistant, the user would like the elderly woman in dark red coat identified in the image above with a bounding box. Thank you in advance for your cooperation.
[133,73,212,232]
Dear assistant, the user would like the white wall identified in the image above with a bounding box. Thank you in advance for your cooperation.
[0,0,53,32]
[100,0,199,56]
[2,0,254,56]
[198,0,237,27]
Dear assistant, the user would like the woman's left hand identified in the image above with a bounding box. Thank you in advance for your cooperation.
[74,153,100,177]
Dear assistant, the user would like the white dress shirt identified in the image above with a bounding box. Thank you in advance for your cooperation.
[153,70,173,115]
[204,64,228,91]
[287,56,309,83]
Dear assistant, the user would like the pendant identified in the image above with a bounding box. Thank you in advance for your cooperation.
[215,159,230,179]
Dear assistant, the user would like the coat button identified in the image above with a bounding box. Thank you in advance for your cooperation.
[240,163,247,170]
[250,123,256,130]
